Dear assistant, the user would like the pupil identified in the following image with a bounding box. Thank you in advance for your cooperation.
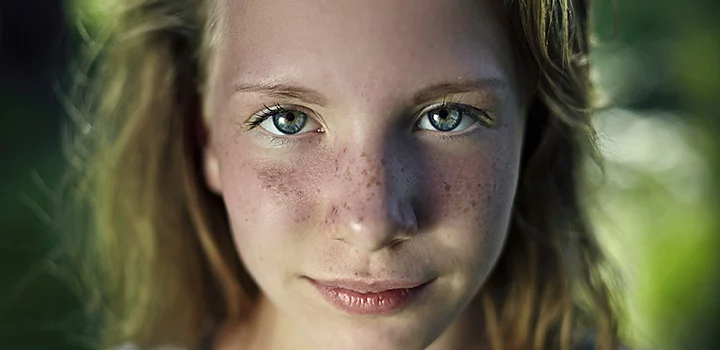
[273,110,307,134]
[428,107,461,132]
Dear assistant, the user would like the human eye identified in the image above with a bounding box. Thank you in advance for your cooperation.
[245,103,323,135]
[414,102,496,133]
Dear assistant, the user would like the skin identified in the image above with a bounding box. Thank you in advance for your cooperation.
[202,0,529,348]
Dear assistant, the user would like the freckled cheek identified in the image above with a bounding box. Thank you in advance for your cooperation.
[217,153,327,236]
[217,161,319,280]
[419,150,518,279]
[421,151,517,237]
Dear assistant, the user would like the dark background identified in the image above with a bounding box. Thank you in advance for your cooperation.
[1,1,89,349]
[1,0,719,349]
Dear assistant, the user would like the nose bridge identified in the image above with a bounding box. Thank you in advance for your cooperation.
[325,133,417,251]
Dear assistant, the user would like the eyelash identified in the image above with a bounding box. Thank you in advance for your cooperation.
[244,103,294,129]
[417,100,496,129]
[243,100,495,132]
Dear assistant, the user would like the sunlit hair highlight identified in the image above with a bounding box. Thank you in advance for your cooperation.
[68,0,622,349]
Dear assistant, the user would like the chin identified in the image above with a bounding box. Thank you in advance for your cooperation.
[303,311,444,350]
[313,327,431,350]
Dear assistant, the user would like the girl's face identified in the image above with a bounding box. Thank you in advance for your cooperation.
[203,0,527,348]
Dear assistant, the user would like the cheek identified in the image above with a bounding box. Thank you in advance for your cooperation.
[212,120,326,225]
[420,140,520,266]
[216,151,326,288]
[219,158,321,236]
[213,130,337,263]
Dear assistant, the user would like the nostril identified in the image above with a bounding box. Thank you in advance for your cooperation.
[387,236,411,249]
[399,200,419,232]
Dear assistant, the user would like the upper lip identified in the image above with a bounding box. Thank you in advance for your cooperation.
[308,278,432,293]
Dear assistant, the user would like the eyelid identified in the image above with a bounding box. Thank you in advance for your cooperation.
[244,103,325,133]
[414,101,496,130]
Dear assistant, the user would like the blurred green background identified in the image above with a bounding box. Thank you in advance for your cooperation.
[1,0,718,349]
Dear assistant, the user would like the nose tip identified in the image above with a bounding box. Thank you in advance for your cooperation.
[342,199,417,251]
[324,151,418,252]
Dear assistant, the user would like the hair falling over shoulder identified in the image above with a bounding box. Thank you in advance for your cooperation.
[66,0,623,349]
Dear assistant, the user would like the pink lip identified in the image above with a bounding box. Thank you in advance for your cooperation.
[307,278,432,316]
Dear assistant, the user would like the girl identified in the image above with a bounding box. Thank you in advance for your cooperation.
[71,0,623,349]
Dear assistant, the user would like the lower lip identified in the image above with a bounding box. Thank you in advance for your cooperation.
[309,280,430,316]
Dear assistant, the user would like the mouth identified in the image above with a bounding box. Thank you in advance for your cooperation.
[306,277,434,316]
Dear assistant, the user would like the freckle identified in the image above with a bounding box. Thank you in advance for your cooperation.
[329,267,333,272]
[361,151,366,158]
[380,158,386,166]
[358,216,364,222]
[400,167,405,173]
[463,207,469,214]
[316,188,320,193]
[444,183,452,191]
[471,200,477,208]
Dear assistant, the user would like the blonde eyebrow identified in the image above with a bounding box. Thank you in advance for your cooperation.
[232,78,505,107]
[232,82,328,106]
[411,78,505,105]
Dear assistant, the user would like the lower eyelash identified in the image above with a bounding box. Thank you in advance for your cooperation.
[265,134,294,147]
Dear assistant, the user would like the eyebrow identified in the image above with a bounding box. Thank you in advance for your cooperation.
[411,78,505,106]
[231,78,505,107]
[233,82,329,106]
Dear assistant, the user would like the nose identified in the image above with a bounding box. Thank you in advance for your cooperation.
[324,139,418,252]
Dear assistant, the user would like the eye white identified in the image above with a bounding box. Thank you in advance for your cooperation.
[259,116,286,135]
[416,107,477,132]
[258,110,320,135]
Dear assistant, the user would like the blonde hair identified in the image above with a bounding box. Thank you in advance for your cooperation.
[68,0,622,349]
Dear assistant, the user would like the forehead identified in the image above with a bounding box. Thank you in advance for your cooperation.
[213,0,517,104]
